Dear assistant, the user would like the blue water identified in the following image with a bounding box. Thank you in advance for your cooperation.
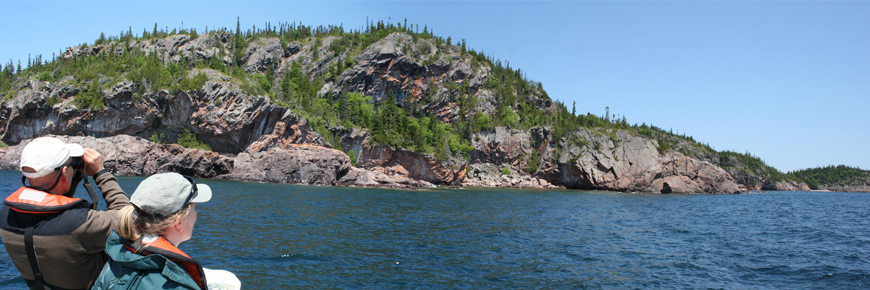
[1,170,869,289]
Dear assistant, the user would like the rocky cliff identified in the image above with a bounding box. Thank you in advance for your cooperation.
[466,127,739,193]
[0,135,436,189]
[0,30,750,193]
[2,71,326,153]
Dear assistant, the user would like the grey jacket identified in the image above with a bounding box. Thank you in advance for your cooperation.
[0,173,130,290]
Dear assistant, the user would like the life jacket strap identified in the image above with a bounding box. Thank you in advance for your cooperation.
[81,174,99,210]
[24,226,44,290]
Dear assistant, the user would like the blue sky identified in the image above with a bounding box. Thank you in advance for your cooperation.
[2,1,868,172]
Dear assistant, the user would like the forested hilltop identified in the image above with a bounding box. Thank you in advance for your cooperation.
[787,165,870,191]
[0,20,858,192]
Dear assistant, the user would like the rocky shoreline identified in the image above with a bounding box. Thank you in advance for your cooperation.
[0,134,702,192]
[0,31,821,193]
[3,134,865,193]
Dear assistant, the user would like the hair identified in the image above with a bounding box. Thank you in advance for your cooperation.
[25,162,71,191]
[117,204,192,242]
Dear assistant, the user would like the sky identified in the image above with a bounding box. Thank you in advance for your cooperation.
[1,1,868,173]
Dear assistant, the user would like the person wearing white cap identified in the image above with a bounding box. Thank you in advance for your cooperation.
[0,137,131,290]
[92,173,213,290]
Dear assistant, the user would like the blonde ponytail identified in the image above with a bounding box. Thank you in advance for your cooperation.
[117,205,141,241]
[116,204,192,241]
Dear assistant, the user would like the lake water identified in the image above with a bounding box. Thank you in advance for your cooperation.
[0,170,868,289]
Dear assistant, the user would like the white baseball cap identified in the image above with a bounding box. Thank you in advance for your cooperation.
[131,173,212,217]
[20,137,85,179]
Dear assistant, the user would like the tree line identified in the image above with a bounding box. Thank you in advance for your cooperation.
[787,165,869,190]
[0,18,791,180]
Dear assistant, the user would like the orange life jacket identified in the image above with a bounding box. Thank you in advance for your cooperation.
[4,187,88,214]
[121,236,208,290]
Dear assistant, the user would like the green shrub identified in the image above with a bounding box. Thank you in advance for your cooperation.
[638,128,654,138]
[0,140,7,148]
[657,138,672,154]
[4,89,18,100]
[346,150,357,167]
[569,154,580,164]
[177,128,212,151]
[73,82,106,111]
[806,179,819,190]
[448,134,474,158]
[571,135,588,148]
[172,72,208,93]
[45,95,62,106]
[36,71,54,82]
[149,132,164,144]
[524,150,539,173]
[253,73,271,93]
[501,167,511,175]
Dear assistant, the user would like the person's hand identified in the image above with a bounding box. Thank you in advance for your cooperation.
[81,148,105,176]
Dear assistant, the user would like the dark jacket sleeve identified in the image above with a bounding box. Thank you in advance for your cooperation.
[75,173,131,254]
[94,172,131,211]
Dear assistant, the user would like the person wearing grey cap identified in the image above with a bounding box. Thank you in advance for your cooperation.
[0,137,130,290]
[92,172,212,290]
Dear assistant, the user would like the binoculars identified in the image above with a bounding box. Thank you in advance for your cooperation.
[69,157,85,170]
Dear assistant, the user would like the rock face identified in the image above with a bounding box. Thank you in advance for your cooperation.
[529,128,740,194]
[461,163,561,189]
[651,152,740,194]
[357,143,456,184]
[323,33,555,122]
[242,38,284,74]
[470,127,532,168]
[0,135,433,189]
[0,70,323,154]
[344,131,457,186]
[0,32,750,193]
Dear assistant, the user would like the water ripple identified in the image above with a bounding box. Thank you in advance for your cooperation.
[0,172,868,289]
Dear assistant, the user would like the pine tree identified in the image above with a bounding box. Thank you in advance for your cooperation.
[96,32,106,45]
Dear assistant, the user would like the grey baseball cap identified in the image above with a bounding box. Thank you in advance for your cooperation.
[131,173,212,217]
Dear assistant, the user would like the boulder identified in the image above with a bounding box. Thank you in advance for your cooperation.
[356,141,457,185]
[771,180,812,191]
[222,145,350,185]
[533,127,740,193]
[470,127,532,169]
